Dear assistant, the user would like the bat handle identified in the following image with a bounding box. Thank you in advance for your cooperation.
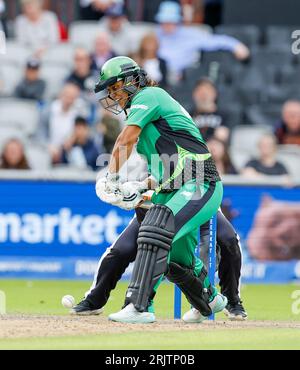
[142,190,154,202]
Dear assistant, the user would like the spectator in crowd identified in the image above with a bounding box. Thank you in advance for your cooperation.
[79,0,124,20]
[155,1,249,83]
[15,0,60,56]
[66,48,95,93]
[133,33,168,88]
[275,100,300,146]
[96,111,122,153]
[181,0,203,24]
[39,83,89,163]
[242,134,290,179]
[134,0,202,24]
[98,3,136,56]
[0,139,30,170]
[90,32,117,73]
[14,58,46,102]
[0,0,7,35]
[61,116,101,170]
[192,78,229,141]
[207,136,237,175]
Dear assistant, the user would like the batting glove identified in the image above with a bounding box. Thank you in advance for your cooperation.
[116,181,148,210]
[95,172,123,205]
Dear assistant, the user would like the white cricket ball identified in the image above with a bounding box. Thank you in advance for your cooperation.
[61,295,75,309]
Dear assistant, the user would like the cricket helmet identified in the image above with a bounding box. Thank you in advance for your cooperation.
[94,56,147,114]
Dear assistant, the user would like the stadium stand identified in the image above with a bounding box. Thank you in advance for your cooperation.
[245,105,284,127]
[0,0,299,181]
[1,40,32,66]
[41,44,75,68]
[265,25,299,49]
[40,63,70,100]
[0,98,39,135]
[276,146,300,180]
[0,62,23,96]
[215,25,261,49]
[231,125,273,154]
[69,20,156,53]
[69,21,101,51]
[230,125,273,171]
[26,141,52,170]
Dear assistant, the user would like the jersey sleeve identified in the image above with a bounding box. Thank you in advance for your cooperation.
[125,89,160,129]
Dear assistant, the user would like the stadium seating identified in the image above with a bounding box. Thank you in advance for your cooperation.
[201,51,239,85]
[219,103,244,128]
[229,124,272,170]
[26,141,52,170]
[250,47,294,69]
[276,146,300,180]
[217,84,240,106]
[127,21,156,51]
[0,98,40,136]
[0,62,23,96]
[279,65,300,85]
[69,21,157,54]
[69,21,101,51]
[265,84,300,105]
[41,44,75,68]
[215,25,261,49]
[265,26,298,49]
[230,124,272,154]
[166,85,194,113]
[0,41,33,66]
[40,63,70,100]
[233,66,276,105]
[229,147,252,171]
[245,104,283,127]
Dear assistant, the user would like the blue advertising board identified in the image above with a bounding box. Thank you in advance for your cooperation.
[0,180,133,257]
[0,179,299,282]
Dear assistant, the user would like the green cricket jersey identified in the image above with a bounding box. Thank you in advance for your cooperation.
[125,87,213,190]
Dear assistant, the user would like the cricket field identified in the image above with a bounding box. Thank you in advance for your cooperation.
[0,280,300,350]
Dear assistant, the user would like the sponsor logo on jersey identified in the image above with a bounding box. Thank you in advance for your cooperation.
[130,104,148,110]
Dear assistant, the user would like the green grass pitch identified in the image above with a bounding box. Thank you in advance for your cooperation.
[0,280,300,350]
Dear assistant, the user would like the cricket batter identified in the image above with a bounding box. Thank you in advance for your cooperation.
[94,56,227,323]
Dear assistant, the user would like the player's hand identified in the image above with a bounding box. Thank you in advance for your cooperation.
[95,172,123,205]
[116,181,148,210]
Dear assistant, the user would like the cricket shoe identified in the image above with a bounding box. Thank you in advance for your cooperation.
[182,293,228,323]
[71,300,103,316]
[223,301,248,321]
[108,303,156,324]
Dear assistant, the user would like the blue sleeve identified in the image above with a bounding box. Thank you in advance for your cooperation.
[194,32,240,52]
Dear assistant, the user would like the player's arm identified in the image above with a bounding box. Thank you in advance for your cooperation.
[96,124,141,205]
[110,89,159,174]
[108,125,141,174]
